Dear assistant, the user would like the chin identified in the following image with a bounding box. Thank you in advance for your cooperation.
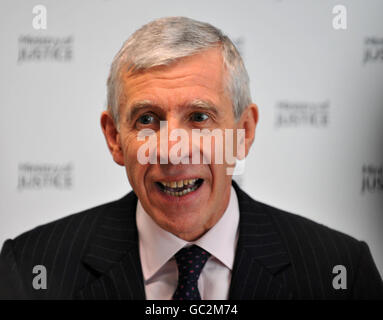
[161,214,207,238]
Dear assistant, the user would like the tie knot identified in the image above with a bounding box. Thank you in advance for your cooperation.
[174,245,211,281]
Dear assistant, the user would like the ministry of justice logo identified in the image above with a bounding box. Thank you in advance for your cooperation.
[18,35,73,63]
[18,163,73,190]
[275,100,330,128]
[361,164,383,194]
[363,37,383,65]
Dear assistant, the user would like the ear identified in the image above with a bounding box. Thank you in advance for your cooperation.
[100,111,124,166]
[236,104,259,159]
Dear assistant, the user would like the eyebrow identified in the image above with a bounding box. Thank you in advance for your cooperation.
[127,98,220,121]
[185,99,219,117]
[127,100,161,121]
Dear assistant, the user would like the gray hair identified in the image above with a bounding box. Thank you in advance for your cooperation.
[107,16,252,127]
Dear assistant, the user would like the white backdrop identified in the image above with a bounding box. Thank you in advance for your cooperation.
[1,0,382,276]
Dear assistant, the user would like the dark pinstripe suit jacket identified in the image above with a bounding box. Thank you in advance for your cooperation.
[0,181,382,299]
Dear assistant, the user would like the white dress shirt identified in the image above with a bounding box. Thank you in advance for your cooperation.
[136,186,240,300]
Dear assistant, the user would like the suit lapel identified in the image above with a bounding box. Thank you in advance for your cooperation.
[229,181,292,299]
[76,191,146,299]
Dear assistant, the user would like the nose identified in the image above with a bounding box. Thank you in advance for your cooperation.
[157,116,191,165]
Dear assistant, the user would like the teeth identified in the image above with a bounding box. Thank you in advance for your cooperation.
[161,179,198,197]
[160,179,199,188]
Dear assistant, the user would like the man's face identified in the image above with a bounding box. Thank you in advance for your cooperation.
[101,47,257,241]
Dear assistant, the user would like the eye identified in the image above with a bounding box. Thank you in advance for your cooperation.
[191,112,209,122]
[137,113,155,125]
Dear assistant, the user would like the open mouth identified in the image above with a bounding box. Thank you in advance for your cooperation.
[155,178,204,197]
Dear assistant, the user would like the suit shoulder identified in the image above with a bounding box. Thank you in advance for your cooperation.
[3,193,132,261]
[234,183,362,254]
[266,202,360,246]
[235,183,361,249]
[254,200,383,299]
[0,192,136,298]
[253,200,364,266]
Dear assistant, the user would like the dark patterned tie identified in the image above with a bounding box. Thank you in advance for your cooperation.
[172,245,211,300]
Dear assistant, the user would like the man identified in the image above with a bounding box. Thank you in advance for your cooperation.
[0,17,382,300]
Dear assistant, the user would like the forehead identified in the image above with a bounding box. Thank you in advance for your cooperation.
[120,47,231,109]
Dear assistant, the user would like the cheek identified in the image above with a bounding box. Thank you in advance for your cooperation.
[212,169,231,205]
[121,134,153,189]
[120,132,140,163]
[120,135,141,176]
[210,164,227,183]
[208,133,234,167]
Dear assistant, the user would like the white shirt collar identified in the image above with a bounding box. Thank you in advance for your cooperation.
[136,186,240,282]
